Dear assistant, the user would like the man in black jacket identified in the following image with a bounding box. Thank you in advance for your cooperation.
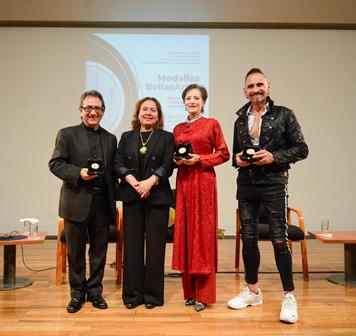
[49,90,117,313]
[227,68,308,324]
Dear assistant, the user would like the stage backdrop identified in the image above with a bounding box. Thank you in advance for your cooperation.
[0,27,355,235]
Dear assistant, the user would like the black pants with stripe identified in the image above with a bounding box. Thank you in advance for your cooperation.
[237,183,294,292]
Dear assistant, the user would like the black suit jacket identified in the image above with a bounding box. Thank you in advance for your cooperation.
[49,123,117,222]
[115,129,174,205]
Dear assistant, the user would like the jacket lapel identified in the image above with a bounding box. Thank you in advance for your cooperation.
[143,130,161,168]
[78,123,91,157]
[131,130,141,164]
[100,128,108,165]
[237,111,253,146]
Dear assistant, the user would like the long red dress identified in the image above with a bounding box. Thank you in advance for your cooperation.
[172,117,230,302]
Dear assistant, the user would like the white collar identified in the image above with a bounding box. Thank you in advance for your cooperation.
[186,113,203,124]
[247,102,269,116]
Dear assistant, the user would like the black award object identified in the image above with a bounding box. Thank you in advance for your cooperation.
[174,142,192,160]
[87,158,104,175]
[241,145,260,162]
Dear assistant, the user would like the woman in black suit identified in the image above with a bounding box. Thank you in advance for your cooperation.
[115,97,174,309]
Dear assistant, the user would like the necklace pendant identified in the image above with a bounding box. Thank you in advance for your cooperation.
[139,145,147,154]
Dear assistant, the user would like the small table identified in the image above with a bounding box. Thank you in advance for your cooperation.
[308,231,356,287]
[0,231,47,290]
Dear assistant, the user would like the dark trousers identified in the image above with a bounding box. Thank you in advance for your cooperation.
[122,200,169,306]
[237,183,294,292]
[64,194,110,299]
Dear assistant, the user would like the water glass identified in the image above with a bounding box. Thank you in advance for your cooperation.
[321,219,330,235]
[29,222,39,239]
[24,221,39,239]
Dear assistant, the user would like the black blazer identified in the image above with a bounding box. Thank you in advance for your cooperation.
[115,129,174,205]
[49,123,117,222]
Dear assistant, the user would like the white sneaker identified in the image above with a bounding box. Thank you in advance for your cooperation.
[280,293,298,323]
[227,287,263,309]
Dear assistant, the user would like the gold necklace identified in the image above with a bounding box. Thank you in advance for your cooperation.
[139,130,154,154]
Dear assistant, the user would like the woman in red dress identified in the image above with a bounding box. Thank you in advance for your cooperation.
[172,84,230,311]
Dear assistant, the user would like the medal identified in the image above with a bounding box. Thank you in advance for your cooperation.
[139,146,147,154]
[178,147,187,155]
[139,130,154,155]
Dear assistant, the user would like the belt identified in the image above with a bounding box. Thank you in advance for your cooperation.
[90,187,107,195]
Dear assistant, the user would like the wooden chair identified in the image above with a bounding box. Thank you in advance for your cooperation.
[235,206,309,281]
[56,208,123,286]
[165,190,181,277]
[166,189,176,244]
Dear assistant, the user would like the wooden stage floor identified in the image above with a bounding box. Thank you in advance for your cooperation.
[0,239,355,336]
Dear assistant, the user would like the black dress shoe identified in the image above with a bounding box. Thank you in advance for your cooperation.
[145,303,157,309]
[125,302,139,309]
[67,297,85,313]
[185,298,196,306]
[194,302,207,312]
[88,295,108,309]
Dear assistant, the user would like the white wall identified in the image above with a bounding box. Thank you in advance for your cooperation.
[211,29,356,234]
[1,27,355,235]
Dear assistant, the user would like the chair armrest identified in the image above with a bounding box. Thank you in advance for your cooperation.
[236,208,241,236]
[116,208,122,229]
[58,218,64,236]
[116,208,124,240]
[288,207,306,233]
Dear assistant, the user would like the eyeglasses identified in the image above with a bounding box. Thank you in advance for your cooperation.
[81,105,104,113]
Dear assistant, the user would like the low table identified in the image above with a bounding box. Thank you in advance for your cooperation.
[0,231,47,290]
[308,231,356,287]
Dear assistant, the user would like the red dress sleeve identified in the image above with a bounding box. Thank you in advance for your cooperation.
[200,119,230,168]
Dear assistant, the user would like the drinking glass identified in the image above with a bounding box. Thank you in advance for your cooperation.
[320,219,331,237]
[23,220,39,239]
[29,222,39,239]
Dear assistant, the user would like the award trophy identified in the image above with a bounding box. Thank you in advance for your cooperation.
[87,158,104,175]
[173,142,193,160]
[241,145,260,163]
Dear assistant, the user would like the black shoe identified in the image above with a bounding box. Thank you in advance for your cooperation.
[67,297,85,313]
[125,302,139,309]
[145,303,157,309]
[185,298,196,306]
[194,302,207,312]
[87,295,108,309]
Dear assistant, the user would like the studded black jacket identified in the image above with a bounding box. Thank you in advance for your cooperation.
[232,96,309,185]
